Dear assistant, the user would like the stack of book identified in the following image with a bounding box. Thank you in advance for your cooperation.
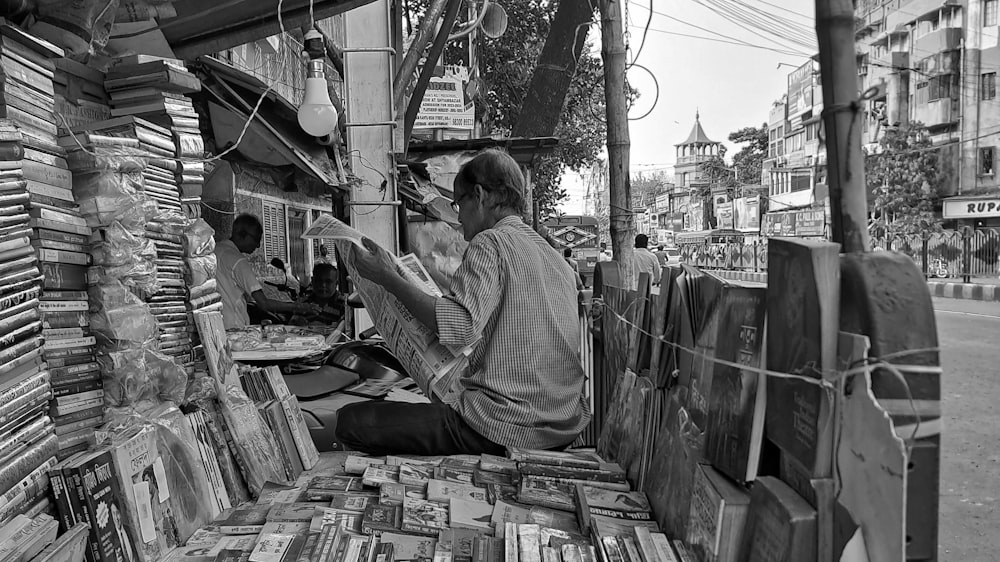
[238,365,321,482]
[145,218,194,367]
[52,57,111,135]
[0,27,102,463]
[105,55,203,218]
[0,118,59,528]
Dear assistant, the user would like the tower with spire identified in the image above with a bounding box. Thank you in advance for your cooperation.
[673,110,722,190]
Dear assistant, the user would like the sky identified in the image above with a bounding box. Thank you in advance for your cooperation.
[558,0,818,215]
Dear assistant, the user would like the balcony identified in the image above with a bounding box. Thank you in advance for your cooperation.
[914,27,962,55]
[913,98,957,128]
[675,154,716,165]
[887,0,961,30]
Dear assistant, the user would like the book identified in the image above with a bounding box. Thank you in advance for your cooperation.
[426,479,489,504]
[518,476,578,514]
[684,465,750,562]
[449,497,493,532]
[247,533,296,562]
[401,497,450,536]
[218,505,271,534]
[507,449,603,470]
[740,477,816,562]
[306,475,364,500]
[399,463,434,486]
[30,521,90,562]
[261,400,303,481]
[378,532,436,561]
[765,238,839,502]
[73,447,137,562]
[0,513,58,562]
[361,464,399,487]
[632,528,680,562]
[107,426,177,561]
[185,411,232,515]
[575,485,657,537]
[518,463,627,484]
[344,455,385,475]
[490,501,533,530]
[267,503,321,523]
[362,503,402,534]
[330,491,380,513]
[379,482,426,507]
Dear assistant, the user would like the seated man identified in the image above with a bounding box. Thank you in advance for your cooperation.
[215,213,322,330]
[291,263,347,328]
[336,149,591,455]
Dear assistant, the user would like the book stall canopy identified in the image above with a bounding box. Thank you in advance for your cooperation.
[113,0,377,60]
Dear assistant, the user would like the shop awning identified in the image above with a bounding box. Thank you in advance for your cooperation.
[193,56,346,191]
[151,0,377,59]
[405,137,559,168]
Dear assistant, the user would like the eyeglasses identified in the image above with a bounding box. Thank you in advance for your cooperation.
[450,191,471,213]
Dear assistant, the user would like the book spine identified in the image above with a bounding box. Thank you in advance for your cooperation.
[38,300,88,313]
[66,461,101,562]
[25,180,72,202]
[7,105,57,136]
[51,405,104,427]
[48,465,76,531]
[51,379,101,397]
[0,455,56,521]
[1,56,55,95]
[0,414,49,461]
[29,205,84,226]
[281,396,319,470]
[51,396,103,416]
[0,370,49,410]
[0,433,57,494]
[43,326,89,340]
[31,219,90,238]
[43,336,96,350]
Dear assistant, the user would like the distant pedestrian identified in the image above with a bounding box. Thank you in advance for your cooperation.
[598,242,612,262]
[564,248,584,290]
[633,234,661,285]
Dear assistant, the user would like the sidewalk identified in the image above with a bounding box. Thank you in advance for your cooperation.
[707,270,1000,302]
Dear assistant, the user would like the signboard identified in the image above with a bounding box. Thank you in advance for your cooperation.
[414,65,475,130]
[734,195,761,231]
[787,60,815,116]
[762,209,826,237]
[716,201,734,229]
[796,210,826,236]
[655,193,671,213]
[687,200,705,231]
[943,197,1000,218]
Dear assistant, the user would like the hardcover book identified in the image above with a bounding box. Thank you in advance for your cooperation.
[361,503,402,534]
[217,505,271,534]
[741,477,816,562]
[426,479,489,504]
[575,485,657,538]
[684,464,750,562]
[517,476,576,512]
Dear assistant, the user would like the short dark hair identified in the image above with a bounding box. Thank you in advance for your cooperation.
[233,214,262,237]
[313,263,338,279]
[635,234,649,248]
[563,248,573,258]
[456,149,525,213]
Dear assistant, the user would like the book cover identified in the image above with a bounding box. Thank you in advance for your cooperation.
[576,485,657,537]
[361,464,399,487]
[344,455,385,475]
[741,477,816,562]
[517,477,576,512]
[184,411,232,516]
[490,501,532,530]
[433,466,475,485]
[399,463,434,486]
[279,396,319,471]
[330,491,380,513]
[426,479,489,504]
[379,483,426,507]
[361,503,402,534]
[765,238,839,498]
[684,464,750,562]
[306,475,364,500]
[217,505,271,534]
[401,497,449,536]
[507,449,603,470]
[266,503,320,523]
[518,463,627,485]
[107,426,177,562]
[308,507,363,534]
[247,533,295,562]
[75,447,139,562]
[262,401,304,480]
[479,454,517,475]
[378,532,436,561]
[448,498,493,532]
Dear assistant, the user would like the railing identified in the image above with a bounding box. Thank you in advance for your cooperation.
[675,228,1000,283]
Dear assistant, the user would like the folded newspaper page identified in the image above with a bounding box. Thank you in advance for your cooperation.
[302,215,465,403]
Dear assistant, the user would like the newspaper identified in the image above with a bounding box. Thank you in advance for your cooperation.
[301,215,465,403]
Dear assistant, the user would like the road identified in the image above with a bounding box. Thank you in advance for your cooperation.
[934,298,1000,562]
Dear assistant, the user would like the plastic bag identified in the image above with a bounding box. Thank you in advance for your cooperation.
[32,0,121,59]
[75,172,148,228]
[183,219,216,257]
[100,348,187,414]
[186,254,217,288]
[217,383,287,495]
[90,222,159,293]
[88,281,158,344]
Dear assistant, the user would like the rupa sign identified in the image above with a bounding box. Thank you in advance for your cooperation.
[943,198,1000,219]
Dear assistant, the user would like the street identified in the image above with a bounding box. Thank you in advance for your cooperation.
[934,298,1000,561]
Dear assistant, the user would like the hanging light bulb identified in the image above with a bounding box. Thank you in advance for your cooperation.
[298,30,339,138]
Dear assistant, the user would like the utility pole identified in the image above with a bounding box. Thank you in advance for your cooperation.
[597,0,634,287]
[816,0,869,252]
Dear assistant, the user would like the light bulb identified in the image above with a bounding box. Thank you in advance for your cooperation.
[298,57,338,137]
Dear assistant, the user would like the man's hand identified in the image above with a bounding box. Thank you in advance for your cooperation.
[351,238,399,287]
[297,302,324,317]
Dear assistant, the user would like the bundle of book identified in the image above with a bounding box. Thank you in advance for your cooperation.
[104,55,204,219]
[163,447,697,562]
[588,240,848,561]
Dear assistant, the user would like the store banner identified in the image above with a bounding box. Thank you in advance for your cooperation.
[716,201,734,230]
[795,210,826,236]
[762,209,826,237]
[763,211,796,236]
[414,65,475,131]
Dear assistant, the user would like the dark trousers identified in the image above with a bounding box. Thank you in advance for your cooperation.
[334,401,506,456]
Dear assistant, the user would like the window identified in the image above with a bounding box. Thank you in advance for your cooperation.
[980,147,995,176]
[262,200,287,262]
[984,73,997,100]
[987,0,998,26]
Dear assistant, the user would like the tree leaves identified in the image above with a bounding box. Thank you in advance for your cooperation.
[864,122,942,237]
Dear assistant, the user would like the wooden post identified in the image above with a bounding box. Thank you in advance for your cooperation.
[597,0,635,288]
[815,0,870,252]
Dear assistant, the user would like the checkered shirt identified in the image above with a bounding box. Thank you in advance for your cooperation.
[435,215,591,449]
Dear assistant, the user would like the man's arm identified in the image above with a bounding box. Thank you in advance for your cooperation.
[251,289,319,316]
[381,273,440,333]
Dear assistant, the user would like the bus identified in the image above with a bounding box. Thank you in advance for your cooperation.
[543,215,601,285]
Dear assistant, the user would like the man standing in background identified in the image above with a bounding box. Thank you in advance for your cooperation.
[633,234,661,285]
[215,214,321,329]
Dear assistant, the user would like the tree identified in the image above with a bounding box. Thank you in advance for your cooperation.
[728,124,768,188]
[865,123,943,237]
[405,0,616,218]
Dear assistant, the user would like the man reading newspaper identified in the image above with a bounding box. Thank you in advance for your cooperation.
[336,149,590,455]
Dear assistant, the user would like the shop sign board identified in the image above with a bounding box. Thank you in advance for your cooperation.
[943,198,1000,218]
[414,65,475,130]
